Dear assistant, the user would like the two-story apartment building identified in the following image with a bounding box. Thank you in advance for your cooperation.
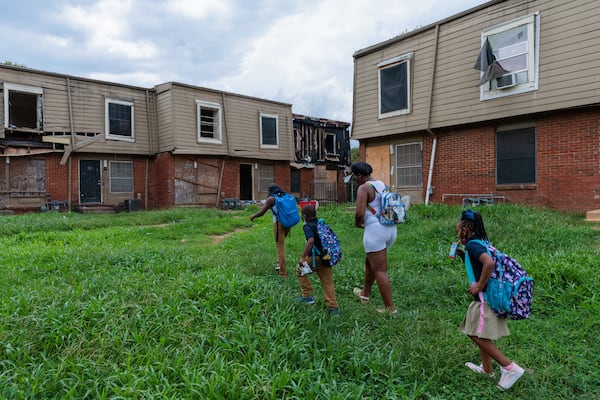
[0,65,294,211]
[352,0,599,213]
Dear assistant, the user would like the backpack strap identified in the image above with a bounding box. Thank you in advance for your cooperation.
[366,182,389,215]
[464,242,489,335]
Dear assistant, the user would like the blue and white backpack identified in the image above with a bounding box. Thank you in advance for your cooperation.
[312,218,342,266]
[465,239,534,320]
[368,183,406,225]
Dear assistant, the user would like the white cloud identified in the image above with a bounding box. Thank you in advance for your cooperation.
[62,0,159,60]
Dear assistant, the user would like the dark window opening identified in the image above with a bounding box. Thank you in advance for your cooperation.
[108,103,132,137]
[325,133,337,155]
[380,62,408,114]
[261,116,277,146]
[200,108,217,138]
[9,91,40,129]
[496,128,536,184]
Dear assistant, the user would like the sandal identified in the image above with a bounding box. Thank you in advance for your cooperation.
[465,362,495,378]
[377,308,398,314]
[353,287,369,304]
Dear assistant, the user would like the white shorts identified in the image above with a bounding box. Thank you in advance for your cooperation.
[363,221,397,253]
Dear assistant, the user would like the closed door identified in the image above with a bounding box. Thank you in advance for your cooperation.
[80,160,101,203]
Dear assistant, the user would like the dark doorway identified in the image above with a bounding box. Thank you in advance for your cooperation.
[240,164,252,200]
[80,160,101,203]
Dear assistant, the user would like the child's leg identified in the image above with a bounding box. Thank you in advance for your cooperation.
[274,222,289,275]
[295,265,313,298]
[315,260,338,309]
[470,336,510,369]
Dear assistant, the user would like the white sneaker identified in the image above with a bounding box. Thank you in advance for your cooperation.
[498,362,524,391]
[465,362,495,378]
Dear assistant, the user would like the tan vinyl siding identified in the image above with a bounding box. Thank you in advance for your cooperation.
[155,86,175,153]
[353,0,600,139]
[0,66,154,154]
[163,83,294,161]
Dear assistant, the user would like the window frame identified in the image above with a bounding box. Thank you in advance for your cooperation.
[260,113,279,149]
[195,100,222,144]
[109,160,134,194]
[496,127,536,185]
[394,142,422,188]
[3,83,44,130]
[480,13,540,101]
[378,52,413,118]
[105,98,135,142]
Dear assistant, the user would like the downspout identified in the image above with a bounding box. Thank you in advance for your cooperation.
[425,24,440,206]
[145,89,153,210]
[215,92,232,207]
[66,77,75,212]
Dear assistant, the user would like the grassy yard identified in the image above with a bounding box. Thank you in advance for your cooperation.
[0,204,598,399]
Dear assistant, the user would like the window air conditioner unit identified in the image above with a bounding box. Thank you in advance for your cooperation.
[496,73,517,89]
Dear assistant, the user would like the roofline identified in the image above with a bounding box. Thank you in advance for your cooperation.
[161,81,292,108]
[0,64,292,108]
[353,0,507,58]
[0,63,153,92]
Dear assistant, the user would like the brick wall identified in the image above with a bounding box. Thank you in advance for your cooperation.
[154,152,174,208]
[426,107,599,212]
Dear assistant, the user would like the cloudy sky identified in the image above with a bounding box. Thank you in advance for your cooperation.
[1,0,489,123]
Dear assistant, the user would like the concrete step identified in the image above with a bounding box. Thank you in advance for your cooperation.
[585,209,600,222]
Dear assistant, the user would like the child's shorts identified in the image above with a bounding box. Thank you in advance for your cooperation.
[459,301,509,340]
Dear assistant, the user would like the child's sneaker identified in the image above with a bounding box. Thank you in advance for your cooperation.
[497,362,524,391]
[465,362,495,378]
[295,296,315,304]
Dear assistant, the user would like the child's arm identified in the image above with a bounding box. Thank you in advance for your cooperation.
[468,252,494,295]
[300,237,315,263]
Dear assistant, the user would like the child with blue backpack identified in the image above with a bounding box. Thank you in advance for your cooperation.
[250,184,298,277]
[295,204,339,315]
[454,209,525,391]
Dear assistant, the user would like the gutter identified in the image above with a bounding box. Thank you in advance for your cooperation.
[424,24,440,206]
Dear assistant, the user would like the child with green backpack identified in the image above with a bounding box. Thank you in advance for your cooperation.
[453,209,526,391]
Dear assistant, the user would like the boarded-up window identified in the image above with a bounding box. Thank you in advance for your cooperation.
[8,158,45,196]
[260,114,278,148]
[496,128,536,184]
[395,142,422,187]
[110,161,134,193]
[105,98,134,141]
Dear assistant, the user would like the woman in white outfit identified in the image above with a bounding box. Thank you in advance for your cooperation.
[350,162,397,314]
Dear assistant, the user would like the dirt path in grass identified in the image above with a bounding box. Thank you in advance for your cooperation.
[210,228,251,244]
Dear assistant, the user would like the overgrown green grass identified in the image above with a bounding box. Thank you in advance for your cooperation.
[0,204,598,399]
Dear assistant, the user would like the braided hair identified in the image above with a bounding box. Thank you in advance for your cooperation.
[461,209,488,241]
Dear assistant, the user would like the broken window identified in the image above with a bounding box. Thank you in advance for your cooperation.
[109,161,134,193]
[479,13,539,100]
[196,100,222,144]
[260,113,278,148]
[325,133,337,155]
[496,127,536,185]
[3,83,43,130]
[105,98,134,141]
[378,52,412,117]
[395,142,422,187]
